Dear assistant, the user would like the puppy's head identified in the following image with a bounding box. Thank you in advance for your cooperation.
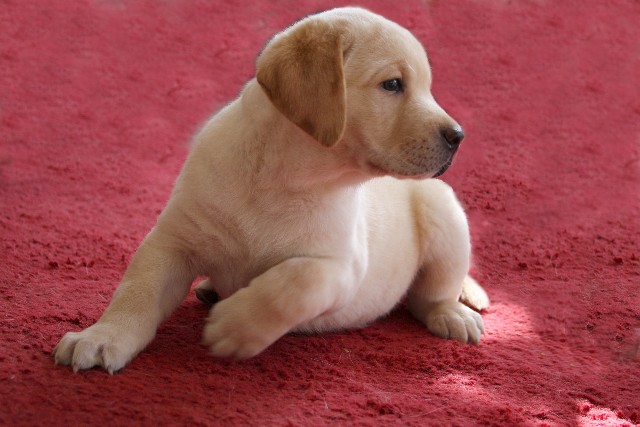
[256,7,463,179]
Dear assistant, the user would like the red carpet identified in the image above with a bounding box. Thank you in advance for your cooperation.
[1,0,639,425]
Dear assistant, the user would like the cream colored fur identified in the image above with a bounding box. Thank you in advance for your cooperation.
[54,7,489,374]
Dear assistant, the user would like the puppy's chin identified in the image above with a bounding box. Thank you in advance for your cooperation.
[432,157,454,177]
[365,157,453,180]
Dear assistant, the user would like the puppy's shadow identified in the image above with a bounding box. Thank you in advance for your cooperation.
[141,293,211,364]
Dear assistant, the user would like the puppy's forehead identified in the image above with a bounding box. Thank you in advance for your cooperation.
[331,12,430,83]
[323,10,428,63]
[373,26,429,67]
[339,11,422,46]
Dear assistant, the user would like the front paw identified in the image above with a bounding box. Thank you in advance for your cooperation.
[53,324,140,374]
[202,292,287,359]
[426,301,485,344]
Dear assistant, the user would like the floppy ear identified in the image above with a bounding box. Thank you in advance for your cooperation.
[256,19,347,147]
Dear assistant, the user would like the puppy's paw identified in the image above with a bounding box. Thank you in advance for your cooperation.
[202,292,287,359]
[53,324,139,374]
[426,301,485,344]
[460,275,490,311]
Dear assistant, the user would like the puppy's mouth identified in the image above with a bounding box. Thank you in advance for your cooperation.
[433,156,454,177]
[367,154,456,179]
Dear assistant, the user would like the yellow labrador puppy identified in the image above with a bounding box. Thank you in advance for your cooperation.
[54,7,489,374]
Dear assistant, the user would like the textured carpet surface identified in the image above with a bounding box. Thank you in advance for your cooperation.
[1,0,639,425]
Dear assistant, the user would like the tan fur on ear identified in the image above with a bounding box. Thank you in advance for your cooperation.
[256,18,347,147]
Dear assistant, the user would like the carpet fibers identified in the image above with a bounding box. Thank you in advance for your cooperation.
[1,0,639,425]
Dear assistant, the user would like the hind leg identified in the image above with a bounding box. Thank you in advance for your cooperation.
[460,275,490,311]
[407,180,485,344]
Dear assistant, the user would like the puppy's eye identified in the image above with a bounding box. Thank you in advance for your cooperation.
[381,79,403,93]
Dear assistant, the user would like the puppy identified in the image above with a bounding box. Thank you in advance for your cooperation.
[54,7,489,374]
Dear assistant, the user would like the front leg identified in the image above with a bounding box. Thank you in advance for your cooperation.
[54,228,196,373]
[408,260,486,344]
[407,181,487,344]
[203,257,355,359]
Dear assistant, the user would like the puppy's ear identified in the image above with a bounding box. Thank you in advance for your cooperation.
[256,19,347,147]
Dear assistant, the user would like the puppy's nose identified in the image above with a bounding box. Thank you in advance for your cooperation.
[441,127,464,149]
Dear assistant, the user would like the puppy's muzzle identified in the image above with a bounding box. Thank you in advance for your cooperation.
[434,126,464,177]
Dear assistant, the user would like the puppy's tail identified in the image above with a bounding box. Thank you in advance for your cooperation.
[460,275,490,312]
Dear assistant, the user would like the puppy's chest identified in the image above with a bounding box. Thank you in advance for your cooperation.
[197,200,351,293]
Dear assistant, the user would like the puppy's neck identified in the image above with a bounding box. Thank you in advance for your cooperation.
[239,80,366,193]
